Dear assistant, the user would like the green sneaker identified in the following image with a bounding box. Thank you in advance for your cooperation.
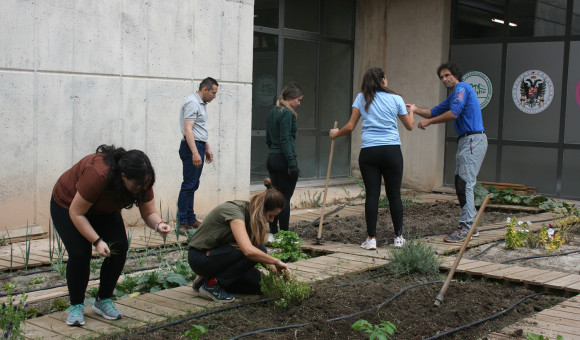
[92,298,122,320]
[66,304,85,326]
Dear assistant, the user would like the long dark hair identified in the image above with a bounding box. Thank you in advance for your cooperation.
[95,144,155,208]
[246,178,285,246]
[361,68,398,112]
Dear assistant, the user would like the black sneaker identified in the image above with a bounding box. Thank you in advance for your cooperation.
[199,281,235,303]
[192,276,206,292]
[444,227,469,243]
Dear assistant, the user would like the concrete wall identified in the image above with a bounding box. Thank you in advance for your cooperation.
[0,0,254,229]
[353,0,451,191]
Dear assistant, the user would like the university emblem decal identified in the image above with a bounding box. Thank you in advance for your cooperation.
[512,70,554,114]
[463,71,493,109]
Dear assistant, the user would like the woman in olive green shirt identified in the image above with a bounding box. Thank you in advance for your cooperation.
[188,179,291,303]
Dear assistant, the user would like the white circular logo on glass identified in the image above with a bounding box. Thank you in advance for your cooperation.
[512,70,554,114]
[463,71,493,109]
[254,74,277,107]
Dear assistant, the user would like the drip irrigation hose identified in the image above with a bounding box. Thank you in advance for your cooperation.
[0,259,188,298]
[500,250,580,264]
[118,297,275,340]
[469,240,504,259]
[228,280,443,339]
[423,292,543,340]
[0,245,183,281]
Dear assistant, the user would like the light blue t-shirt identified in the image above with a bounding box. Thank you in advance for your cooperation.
[352,92,407,148]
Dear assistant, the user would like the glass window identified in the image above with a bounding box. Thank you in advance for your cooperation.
[252,33,278,130]
[501,146,558,195]
[321,0,354,40]
[453,0,506,39]
[573,0,580,35]
[254,0,279,28]
[509,0,567,37]
[562,150,580,197]
[565,41,580,144]
[285,0,319,32]
[283,38,317,129]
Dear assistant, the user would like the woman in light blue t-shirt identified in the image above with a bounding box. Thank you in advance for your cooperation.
[330,68,414,250]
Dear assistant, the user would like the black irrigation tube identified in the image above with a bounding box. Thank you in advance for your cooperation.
[117,297,276,340]
[500,250,580,264]
[0,245,183,282]
[229,281,443,339]
[423,292,543,340]
[469,240,504,259]
[0,259,189,298]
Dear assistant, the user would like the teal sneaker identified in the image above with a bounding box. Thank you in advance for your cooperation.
[66,304,85,326]
[92,298,122,320]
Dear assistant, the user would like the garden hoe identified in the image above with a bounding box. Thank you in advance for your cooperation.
[316,121,338,245]
[434,194,491,307]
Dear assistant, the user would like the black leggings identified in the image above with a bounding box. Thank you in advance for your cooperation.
[187,244,267,295]
[50,198,128,305]
[358,145,404,238]
[266,153,298,234]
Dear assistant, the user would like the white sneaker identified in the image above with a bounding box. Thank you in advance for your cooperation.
[361,238,376,250]
[394,236,405,248]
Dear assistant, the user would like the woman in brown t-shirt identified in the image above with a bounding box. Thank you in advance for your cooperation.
[50,144,171,327]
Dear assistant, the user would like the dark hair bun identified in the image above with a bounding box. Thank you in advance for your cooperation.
[263,178,272,189]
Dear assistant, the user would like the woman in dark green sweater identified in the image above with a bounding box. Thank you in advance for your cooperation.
[265,82,304,240]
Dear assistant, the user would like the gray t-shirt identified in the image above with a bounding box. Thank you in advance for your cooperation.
[180,91,209,142]
[188,201,252,251]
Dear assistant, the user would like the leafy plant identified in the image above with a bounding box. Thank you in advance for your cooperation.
[1,283,29,340]
[182,325,207,340]
[260,271,310,307]
[269,231,309,262]
[505,217,531,249]
[526,333,563,340]
[297,190,323,209]
[51,256,67,278]
[386,239,442,276]
[352,319,396,340]
[474,182,551,209]
[90,257,104,275]
[50,298,70,312]
[30,277,46,285]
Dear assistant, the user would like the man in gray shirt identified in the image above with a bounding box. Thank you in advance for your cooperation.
[178,77,218,233]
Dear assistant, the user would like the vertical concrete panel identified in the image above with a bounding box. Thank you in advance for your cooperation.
[193,0,224,80]
[0,72,35,228]
[0,0,35,69]
[147,1,194,78]
[121,1,148,76]
[121,78,149,150]
[36,1,122,74]
[385,0,451,191]
[221,1,241,80]
[35,1,75,71]
[238,2,255,82]
[141,79,193,220]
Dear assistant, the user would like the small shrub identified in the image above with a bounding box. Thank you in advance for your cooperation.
[183,325,207,340]
[297,190,323,209]
[269,231,309,262]
[352,319,396,340]
[260,271,310,307]
[386,239,442,276]
[30,277,46,285]
[1,283,28,340]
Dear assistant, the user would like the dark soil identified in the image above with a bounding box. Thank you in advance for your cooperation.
[293,200,532,245]
[112,201,558,340]
[123,269,563,340]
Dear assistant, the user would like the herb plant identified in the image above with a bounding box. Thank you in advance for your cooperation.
[269,231,309,262]
[352,319,396,340]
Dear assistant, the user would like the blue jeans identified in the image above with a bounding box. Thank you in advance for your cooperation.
[178,140,205,225]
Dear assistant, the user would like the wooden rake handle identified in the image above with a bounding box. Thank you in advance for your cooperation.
[316,121,338,242]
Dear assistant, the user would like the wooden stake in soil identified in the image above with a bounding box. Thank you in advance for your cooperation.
[434,194,490,307]
[316,121,338,244]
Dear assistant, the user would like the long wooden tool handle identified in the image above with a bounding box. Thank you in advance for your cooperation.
[434,194,490,306]
[316,121,338,241]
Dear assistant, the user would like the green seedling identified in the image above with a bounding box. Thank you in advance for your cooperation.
[260,271,310,307]
[352,319,396,340]
[526,333,563,340]
[182,325,207,340]
[30,277,46,285]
